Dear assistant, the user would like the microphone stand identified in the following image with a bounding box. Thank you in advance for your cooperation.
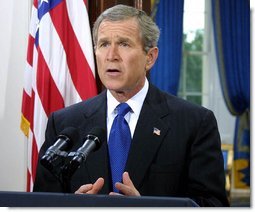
[60,152,79,193]
[40,150,77,193]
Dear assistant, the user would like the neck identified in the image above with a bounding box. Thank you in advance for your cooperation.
[109,79,146,103]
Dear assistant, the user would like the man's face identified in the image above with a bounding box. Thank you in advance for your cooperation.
[95,18,152,97]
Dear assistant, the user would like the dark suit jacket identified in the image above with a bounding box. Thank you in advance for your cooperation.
[33,84,229,206]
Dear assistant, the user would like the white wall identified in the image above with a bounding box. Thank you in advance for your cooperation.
[0,0,30,191]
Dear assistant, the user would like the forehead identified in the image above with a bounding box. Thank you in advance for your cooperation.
[97,18,141,40]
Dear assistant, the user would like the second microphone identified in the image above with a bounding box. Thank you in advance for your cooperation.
[66,127,106,178]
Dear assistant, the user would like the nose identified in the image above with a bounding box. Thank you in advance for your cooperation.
[106,44,120,62]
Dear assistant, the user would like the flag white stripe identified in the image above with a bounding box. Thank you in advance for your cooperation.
[33,91,48,150]
[66,0,95,76]
[27,130,33,173]
[29,5,38,38]
[30,180,34,191]
[31,45,38,92]
[31,45,47,150]
[24,63,33,96]
[39,13,82,106]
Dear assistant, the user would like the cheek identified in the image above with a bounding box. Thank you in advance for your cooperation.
[95,53,102,65]
[126,54,147,69]
[95,58,105,81]
[126,61,147,82]
[95,56,104,72]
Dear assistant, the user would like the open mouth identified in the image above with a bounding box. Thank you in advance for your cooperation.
[107,69,120,73]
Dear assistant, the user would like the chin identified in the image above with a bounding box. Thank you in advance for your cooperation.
[104,83,124,91]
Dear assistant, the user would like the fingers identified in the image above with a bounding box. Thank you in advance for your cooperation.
[75,184,93,194]
[75,173,140,196]
[111,172,140,196]
[122,172,134,187]
[75,177,104,194]
[109,191,123,196]
[87,177,104,194]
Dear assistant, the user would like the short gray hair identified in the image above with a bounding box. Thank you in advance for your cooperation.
[92,4,160,53]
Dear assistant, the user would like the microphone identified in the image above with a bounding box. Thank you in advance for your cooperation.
[67,127,106,176]
[40,127,79,170]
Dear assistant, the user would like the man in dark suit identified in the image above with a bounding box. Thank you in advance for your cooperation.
[33,4,229,206]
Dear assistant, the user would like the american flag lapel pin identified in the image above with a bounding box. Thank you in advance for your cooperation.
[153,127,161,136]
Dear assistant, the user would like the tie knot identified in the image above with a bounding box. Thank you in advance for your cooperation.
[117,103,131,117]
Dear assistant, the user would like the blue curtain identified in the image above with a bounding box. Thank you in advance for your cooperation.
[212,0,250,188]
[150,0,184,95]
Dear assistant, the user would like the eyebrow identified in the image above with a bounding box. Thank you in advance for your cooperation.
[97,37,109,44]
[97,36,134,45]
[117,37,133,44]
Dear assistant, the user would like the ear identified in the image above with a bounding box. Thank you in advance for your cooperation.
[145,47,159,70]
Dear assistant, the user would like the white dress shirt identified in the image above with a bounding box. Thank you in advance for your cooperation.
[106,78,149,140]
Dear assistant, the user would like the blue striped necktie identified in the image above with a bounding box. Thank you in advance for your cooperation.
[108,103,131,193]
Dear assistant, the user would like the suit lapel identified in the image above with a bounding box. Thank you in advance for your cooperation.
[126,85,171,189]
[78,91,111,193]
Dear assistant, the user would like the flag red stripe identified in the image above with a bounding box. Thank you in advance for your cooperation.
[83,0,88,6]
[27,35,35,66]
[21,90,32,122]
[50,1,97,100]
[29,90,36,130]
[34,0,38,9]
[26,169,31,192]
[36,48,64,116]
[29,91,38,186]
[27,90,36,192]
[83,0,88,9]
[31,136,39,182]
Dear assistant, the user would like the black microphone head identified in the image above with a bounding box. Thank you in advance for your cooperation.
[40,127,80,170]
[86,127,106,150]
[57,127,80,150]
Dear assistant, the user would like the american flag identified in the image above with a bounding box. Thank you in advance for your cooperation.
[20,0,97,191]
[153,127,161,136]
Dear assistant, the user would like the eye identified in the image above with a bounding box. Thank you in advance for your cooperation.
[98,42,110,48]
[119,42,130,47]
